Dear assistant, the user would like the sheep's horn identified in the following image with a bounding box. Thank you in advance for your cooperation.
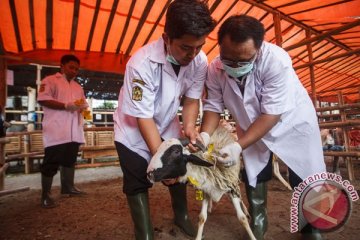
[179,138,190,146]
[194,140,206,152]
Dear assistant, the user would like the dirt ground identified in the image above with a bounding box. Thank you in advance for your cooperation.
[1,162,360,240]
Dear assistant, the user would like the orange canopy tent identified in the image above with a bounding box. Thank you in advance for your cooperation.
[0,0,360,104]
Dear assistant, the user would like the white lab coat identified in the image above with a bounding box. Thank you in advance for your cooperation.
[203,42,326,187]
[114,38,207,161]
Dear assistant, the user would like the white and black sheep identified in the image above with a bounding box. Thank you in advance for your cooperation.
[147,127,256,240]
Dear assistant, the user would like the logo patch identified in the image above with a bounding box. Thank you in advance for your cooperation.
[39,84,46,92]
[132,86,143,101]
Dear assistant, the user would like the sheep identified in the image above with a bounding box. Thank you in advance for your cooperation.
[147,126,256,240]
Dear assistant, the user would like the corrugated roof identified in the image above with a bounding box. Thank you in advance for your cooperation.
[0,0,359,102]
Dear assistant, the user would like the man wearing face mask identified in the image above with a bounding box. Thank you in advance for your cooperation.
[113,1,216,239]
[37,54,88,208]
[200,15,325,240]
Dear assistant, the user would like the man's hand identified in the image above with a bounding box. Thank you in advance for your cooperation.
[183,127,201,152]
[74,99,88,110]
[217,142,242,167]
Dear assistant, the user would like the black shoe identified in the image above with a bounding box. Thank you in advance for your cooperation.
[300,224,322,240]
[41,196,57,208]
[61,186,86,196]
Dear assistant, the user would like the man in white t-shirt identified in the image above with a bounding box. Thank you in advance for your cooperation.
[38,54,88,208]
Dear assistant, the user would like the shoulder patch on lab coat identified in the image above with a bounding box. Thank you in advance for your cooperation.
[132,78,146,86]
[132,86,143,101]
[39,84,46,92]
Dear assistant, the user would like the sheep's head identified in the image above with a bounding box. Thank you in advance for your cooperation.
[147,138,213,183]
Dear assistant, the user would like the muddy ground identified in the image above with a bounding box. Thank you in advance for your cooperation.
[0,161,359,240]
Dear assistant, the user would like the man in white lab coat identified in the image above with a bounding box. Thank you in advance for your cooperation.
[113,1,216,239]
[200,15,326,240]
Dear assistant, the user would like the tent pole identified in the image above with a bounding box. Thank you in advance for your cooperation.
[273,12,283,47]
[35,64,42,128]
[306,30,316,106]
[0,58,6,109]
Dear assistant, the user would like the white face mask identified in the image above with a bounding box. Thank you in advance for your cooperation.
[221,53,257,78]
[223,62,254,78]
[166,54,180,65]
[165,42,180,65]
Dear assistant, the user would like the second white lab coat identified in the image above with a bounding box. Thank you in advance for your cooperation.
[204,42,326,187]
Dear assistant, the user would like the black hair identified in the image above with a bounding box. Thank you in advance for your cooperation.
[218,15,265,49]
[60,54,80,65]
[165,0,216,39]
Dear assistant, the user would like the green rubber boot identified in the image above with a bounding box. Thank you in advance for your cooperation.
[168,183,196,237]
[126,192,154,240]
[246,181,268,240]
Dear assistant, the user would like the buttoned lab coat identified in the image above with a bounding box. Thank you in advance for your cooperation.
[114,38,207,161]
[38,73,87,148]
[203,42,326,187]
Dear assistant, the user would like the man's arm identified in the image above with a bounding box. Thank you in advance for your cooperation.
[38,100,66,110]
[200,110,221,136]
[137,118,162,156]
[38,99,87,111]
[238,113,280,149]
[181,96,200,144]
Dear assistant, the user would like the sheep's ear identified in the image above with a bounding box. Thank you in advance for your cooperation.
[185,154,213,167]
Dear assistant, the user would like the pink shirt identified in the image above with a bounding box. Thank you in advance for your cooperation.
[37,73,86,147]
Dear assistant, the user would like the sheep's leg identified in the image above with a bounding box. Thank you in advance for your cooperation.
[240,198,249,218]
[208,199,213,213]
[196,195,209,240]
[231,196,256,240]
[273,156,292,191]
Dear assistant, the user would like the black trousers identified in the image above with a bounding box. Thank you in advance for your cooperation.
[41,142,80,177]
[115,141,153,195]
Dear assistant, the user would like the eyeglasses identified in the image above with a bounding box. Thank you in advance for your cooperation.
[220,52,257,67]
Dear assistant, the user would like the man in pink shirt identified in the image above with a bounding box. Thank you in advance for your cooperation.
[37,54,88,208]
